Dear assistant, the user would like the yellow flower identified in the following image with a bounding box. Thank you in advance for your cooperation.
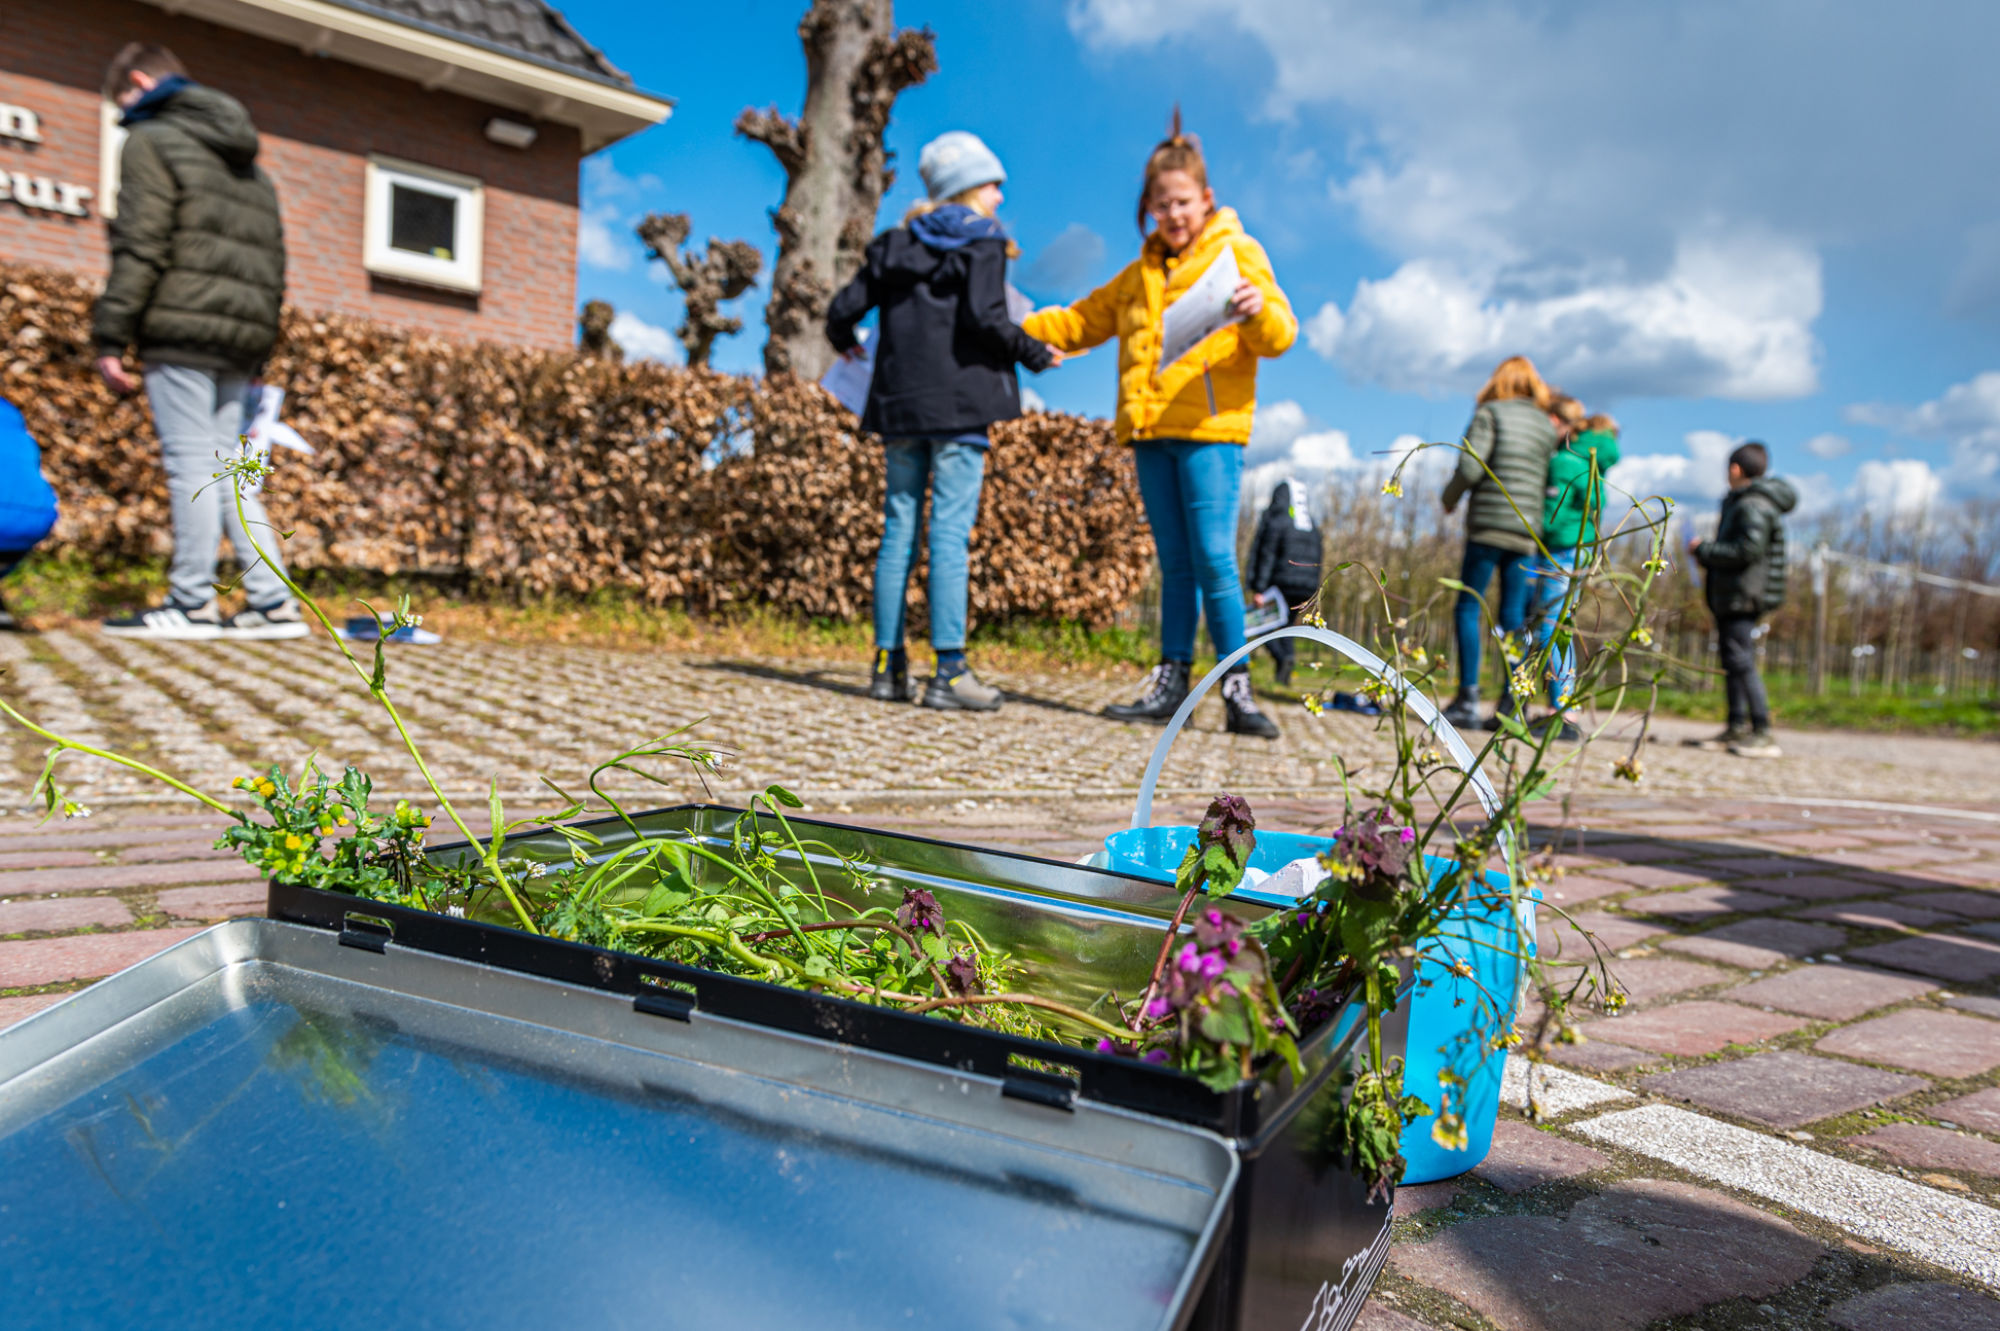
[256,779,277,798]
[1612,755,1644,784]
[1430,1113,1469,1152]
[284,833,304,850]
[1380,477,1404,498]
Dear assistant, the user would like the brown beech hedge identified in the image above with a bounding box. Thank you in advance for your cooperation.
[1,264,1152,625]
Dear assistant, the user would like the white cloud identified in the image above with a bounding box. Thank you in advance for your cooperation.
[1020,384,1046,412]
[577,157,662,273]
[1306,237,1821,401]
[609,311,681,364]
[1802,433,1852,460]
[1069,1,2000,401]
[1846,459,1943,521]
[578,206,630,271]
[1848,371,2000,490]
[1243,402,1444,508]
[1608,430,1739,506]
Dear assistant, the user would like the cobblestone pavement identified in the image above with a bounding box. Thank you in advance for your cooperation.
[3,628,2000,1327]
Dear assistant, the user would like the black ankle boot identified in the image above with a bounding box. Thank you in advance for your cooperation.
[1105,660,1190,722]
[1441,689,1480,728]
[867,647,910,702]
[1222,668,1280,739]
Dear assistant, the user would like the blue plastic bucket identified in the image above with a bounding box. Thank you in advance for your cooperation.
[1101,828,1528,1183]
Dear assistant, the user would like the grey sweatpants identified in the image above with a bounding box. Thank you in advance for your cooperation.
[144,364,290,610]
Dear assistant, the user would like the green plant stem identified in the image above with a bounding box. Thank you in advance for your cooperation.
[902,991,1141,1041]
[0,699,234,816]
[224,479,538,935]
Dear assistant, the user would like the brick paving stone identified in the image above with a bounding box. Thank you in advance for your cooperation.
[1757,830,1876,852]
[1596,864,1735,891]
[1539,874,1633,906]
[1577,1000,1805,1056]
[117,840,241,863]
[1815,1009,2000,1078]
[1472,1120,1611,1193]
[1389,1179,1823,1331]
[1967,922,2000,944]
[1731,873,1886,900]
[1661,918,1848,969]
[1546,1040,1658,1073]
[1827,1282,2000,1331]
[0,851,100,870]
[156,883,268,920]
[1844,1123,2000,1177]
[0,895,131,934]
[1798,900,1960,932]
[0,983,68,1023]
[0,860,261,894]
[1607,956,1731,1003]
[1847,933,2000,983]
[1697,855,1811,876]
[1640,1051,1927,1129]
[1933,1087,2000,1134]
[1724,965,1936,1021]
[1393,1181,1461,1216]
[0,991,67,1029]
[1538,911,1661,958]
[1947,995,2000,1020]
[0,926,208,987]
[1621,885,1793,920]
[1901,891,2000,919]
[1577,840,1695,864]
[1353,1305,1431,1331]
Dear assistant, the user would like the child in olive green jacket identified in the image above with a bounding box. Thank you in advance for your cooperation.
[1528,413,1621,736]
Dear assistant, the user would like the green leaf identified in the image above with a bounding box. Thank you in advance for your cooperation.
[920,933,949,963]
[800,954,834,979]
[766,784,804,808]
[638,885,690,917]
[1437,578,1470,593]
[369,638,387,692]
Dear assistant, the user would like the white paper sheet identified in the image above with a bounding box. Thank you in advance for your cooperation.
[1157,245,1241,375]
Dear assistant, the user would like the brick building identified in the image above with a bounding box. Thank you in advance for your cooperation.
[0,0,669,349]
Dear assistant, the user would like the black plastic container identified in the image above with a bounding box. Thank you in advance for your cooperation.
[267,803,1405,1330]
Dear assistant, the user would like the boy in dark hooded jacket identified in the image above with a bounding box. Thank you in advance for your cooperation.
[92,43,302,642]
[1246,477,1321,684]
[826,131,1057,713]
[1691,441,1798,758]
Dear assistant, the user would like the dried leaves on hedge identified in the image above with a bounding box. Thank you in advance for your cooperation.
[1,263,1152,625]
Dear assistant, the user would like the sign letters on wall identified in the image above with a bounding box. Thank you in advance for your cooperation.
[0,101,96,218]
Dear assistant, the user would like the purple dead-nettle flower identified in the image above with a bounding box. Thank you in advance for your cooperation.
[896,887,944,938]
[1197,794,1257,868]
[944,951,981,997]
[1322,808,1417,902]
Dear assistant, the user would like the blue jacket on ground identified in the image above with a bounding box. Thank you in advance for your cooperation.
[0,399,59,554]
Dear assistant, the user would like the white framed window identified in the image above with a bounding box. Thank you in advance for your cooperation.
[99,99,126,219]
[362,156,484,293]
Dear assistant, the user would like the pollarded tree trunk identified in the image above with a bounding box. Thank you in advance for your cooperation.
[636,213,764,368]
[737,0,936,382]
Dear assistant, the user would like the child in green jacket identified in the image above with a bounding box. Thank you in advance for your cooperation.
[1528,411,1621,738]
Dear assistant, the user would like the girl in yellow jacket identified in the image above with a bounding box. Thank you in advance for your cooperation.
[1025,117,1296,736]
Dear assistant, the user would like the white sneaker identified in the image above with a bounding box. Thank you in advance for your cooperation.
[102,600,224,640]
[224,599,310,640]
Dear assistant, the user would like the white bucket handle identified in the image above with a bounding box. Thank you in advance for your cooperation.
[1128,627,1520,893]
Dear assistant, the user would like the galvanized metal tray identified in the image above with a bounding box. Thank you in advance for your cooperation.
[0,918,1239,1331]
[389,804,1405,1330]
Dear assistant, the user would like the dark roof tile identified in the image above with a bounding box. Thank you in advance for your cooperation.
[333,0,630,86]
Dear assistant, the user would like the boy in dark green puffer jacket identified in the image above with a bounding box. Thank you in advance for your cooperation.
[1691,442,1798,758]
[92,43,303,644]
[1526,413,1621,740]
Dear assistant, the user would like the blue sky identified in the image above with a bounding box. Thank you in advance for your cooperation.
[562,0,2000,521]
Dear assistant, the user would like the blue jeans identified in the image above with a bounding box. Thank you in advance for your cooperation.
[874,439,987,652]
[1453,541,1533,696]
[1528,550,1578,709]
[1133,440,1248,663]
